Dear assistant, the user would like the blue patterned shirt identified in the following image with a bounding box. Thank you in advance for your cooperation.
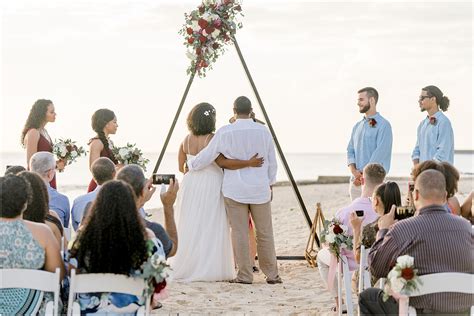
[347,112,393,173]
[411,111,454,164]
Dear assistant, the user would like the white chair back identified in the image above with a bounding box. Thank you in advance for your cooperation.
[336,255,354,316]
[67,269,150,316]
[358,245,372,294]
[0,268,61,315]
[398,272,474,316]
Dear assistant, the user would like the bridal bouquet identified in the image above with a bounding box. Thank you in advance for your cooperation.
[320,218,353,261]
[132,240,172,303]
[52,138,86,166]
[112,143,150,171]
[180,0,243,77]
[383,255,422,301]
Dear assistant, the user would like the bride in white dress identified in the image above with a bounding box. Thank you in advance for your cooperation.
[169,103,263,282]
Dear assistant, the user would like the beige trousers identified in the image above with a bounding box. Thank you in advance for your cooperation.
[224,197,279,283]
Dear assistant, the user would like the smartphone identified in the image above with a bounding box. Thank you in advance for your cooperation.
[395,206,415,220]
[152,174,175,185]
[355,210,364,217]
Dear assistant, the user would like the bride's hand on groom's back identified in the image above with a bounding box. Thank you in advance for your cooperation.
[248,153,264,167]
[160,178,179,207]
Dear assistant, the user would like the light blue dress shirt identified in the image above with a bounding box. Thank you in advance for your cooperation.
[71,186,100,231]
[411,111,454,164]
[47,184,70,228]
[347,112,393,173]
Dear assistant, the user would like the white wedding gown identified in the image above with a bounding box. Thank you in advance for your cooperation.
[169,155,236,282]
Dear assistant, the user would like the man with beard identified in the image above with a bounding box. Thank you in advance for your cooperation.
[412,85,454,166]
[347,87,393,200]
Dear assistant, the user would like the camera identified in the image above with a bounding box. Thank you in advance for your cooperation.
[408,181,415,192]
[395,206,415,220]
[355,210,364,217]
[152,174,175,185]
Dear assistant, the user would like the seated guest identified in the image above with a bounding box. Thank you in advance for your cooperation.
[349,181,401,285]
[71,157,115,230]
[359,170,473,315]
[4,165,26,175]
[116,164,179,258]
[0,174,65,315]
[317,163,386,312]
[29,152,70,227]
[19,171,64,246]
[460,191,473,223]
[70,180,161,313]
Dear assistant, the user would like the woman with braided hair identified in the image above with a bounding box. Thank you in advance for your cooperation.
[87,108,119,192]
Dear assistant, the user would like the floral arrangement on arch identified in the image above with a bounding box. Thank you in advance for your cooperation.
[52,138,86,167]
[383,255,422,301]
[320,218,353,261]
[179,0,243,77]
[112,143,150,171]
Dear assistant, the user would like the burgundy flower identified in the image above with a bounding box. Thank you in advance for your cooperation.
[66,145,73,152]
[223,0,233,5]
[368,118,377,127]
[198,18,209,29]
[196,47,202,55]
[198,6,205,14]
[333,224,343,235]
[199,35,207,44]
[154,280,167,294]
[429,116,437,125]
[212,42,219,49]
[205,26,215,35]
[186,27,193,35]
[401,267,414,281]
[213,19,222,28]
[187,37,194,44]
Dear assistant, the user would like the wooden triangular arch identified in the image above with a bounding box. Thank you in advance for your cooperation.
[152,36,320,251]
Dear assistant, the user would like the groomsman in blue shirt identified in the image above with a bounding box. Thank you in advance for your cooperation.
[412,85,454,166]
[347,87,393,200]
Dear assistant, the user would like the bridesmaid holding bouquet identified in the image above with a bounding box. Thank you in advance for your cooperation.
[21,99,64,189]
[87,108,119,192]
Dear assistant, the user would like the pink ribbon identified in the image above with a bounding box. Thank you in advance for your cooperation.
[327,253,339,292]
[390,290,409,315]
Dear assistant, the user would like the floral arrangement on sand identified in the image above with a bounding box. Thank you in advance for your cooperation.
[179,0,243,77]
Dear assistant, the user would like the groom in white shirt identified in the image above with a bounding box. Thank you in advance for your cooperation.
[187,96,281,284]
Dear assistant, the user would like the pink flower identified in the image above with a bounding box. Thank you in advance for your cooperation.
[213,19,222,28]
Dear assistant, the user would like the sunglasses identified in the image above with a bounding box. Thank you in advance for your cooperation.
[418,95,431,101]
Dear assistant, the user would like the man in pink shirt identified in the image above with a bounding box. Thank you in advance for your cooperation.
[317,163,386,312]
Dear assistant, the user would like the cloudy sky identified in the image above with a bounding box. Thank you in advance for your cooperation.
[1,0,472,154]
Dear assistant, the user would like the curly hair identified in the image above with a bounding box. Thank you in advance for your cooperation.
[21,99,53,146]
[440,162,459,198]
[0,175,32,218]
[422,85,450,112]
[18,171,49,223]
[71,180,147,274]
[186,102,216,135]
[412,160,445,181]
[91,108,116,150]
[374,181,402,214]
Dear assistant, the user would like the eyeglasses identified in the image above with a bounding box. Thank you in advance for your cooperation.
[418,95,431,102]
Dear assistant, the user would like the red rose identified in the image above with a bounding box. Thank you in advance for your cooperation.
[368,118,377,127]
[223,0,233,4]
[429,116,437,125]
[196,47,202,55]
[186,27,193,35]
[205,26,215,35]
[187,37,194,44]
[66,145,73,151]
[198,6,205,14]
[154,280,167,294]
[199,35,207,44]
[401,267,414,280]
[333,224,343,234]
[212,43,219,49]
[198,18,209,29]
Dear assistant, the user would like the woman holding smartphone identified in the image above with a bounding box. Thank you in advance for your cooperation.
[21,99,64,189]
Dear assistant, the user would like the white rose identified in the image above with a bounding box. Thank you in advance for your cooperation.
[186,50,197,61]
[71,151,78,158]
[390,277,406,294]
[396,255,414,268]
[326,233,336,243]
[118,148,129,159]
[211,29,220,38]
[60,148,68,157]
[191,21,200,32]
[387,268,401,280]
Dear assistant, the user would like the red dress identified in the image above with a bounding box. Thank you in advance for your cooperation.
[36,131,57,189]
[87,138,118,192]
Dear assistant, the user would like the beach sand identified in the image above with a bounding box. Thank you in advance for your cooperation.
[148,178,473,315]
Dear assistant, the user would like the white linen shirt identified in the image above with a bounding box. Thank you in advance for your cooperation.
[187,118,277,204]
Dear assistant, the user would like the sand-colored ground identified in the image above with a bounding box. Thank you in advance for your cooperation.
[148,178,473,315]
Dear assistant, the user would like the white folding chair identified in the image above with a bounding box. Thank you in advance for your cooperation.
[67,269,150,316]
[398,272,474,316]
[0,268,61,315]
[337,255,354,316]
[357,245,372,294]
